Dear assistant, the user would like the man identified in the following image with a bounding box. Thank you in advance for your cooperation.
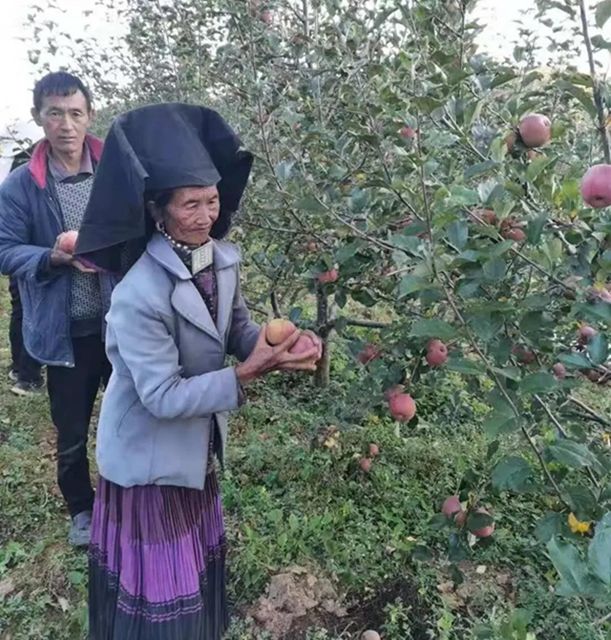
[1,122,45,395]
[0,72,112,547]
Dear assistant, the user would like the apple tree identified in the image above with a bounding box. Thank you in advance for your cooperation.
[28,0,611,602]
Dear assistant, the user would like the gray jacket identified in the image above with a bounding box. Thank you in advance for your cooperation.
[96,233,259,489]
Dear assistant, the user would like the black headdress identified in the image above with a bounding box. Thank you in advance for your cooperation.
[75,103,253,272]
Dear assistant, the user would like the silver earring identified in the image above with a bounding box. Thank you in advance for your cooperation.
[156,221,165,233]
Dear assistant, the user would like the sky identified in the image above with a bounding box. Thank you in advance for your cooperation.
[0,0,609,129]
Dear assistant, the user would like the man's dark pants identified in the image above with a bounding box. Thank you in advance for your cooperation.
[47,335,111,517]
[8,277,43,383]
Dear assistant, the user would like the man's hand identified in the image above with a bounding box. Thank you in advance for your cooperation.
[50,234,96,274]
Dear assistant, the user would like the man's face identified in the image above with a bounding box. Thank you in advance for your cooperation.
[32,91,93,156]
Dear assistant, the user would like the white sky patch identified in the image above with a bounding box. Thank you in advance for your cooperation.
[0,0,609,127]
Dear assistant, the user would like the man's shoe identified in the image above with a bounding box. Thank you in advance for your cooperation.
[10,380,43,397]
[68,510,93,547]
[8,369,18,382]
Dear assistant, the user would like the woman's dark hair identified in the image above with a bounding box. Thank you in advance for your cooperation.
[33,71,93,113]
[145,189,175,212]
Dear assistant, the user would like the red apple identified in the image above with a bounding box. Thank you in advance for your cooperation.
[399,126,417,139]
[426,339,448,367]
[306,241,317,252]
[57,230,79,255]
[552,363,567,380]
[479,209,498,225]
[471,508,495,538]
[455,510,467,528]
[388,393,416,422]
[369,443,379,457]
[266,319,297,345]
[512,344,536,364]
[317,269,338,284]
[384,385,404,401]
[585,369,602,383]
[505,131,517,152]
[359,457,372,473]
[590,287,611,303]
[358,344,380,365]
[289,333,318,360]
[441,495,462,517]
[578,325,597,343]
[581,164,611,208]
[261,10,272,23]
[518,114,552,148]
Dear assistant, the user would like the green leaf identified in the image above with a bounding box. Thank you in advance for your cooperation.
[547,439,604,473]
[468,314,504,342]
[483,408,519,438]
[446,358,486,376]
[558,80,597,120]
[409,318,457,340]
[492,456,532,491]
[449,186,479,206]
[351,289,377,307]
[527,215,547,245]
[589,513,611,585]
[558,352,591,369]
[268,509,283,524]
[519,372,558,395]
[591,35,611,51]
[547,537,603,598]
[536,512,569,544]
[482,257,507,282]
[563,485,599,520]
[447,220,469,250]
[412,545,433,562]
[334,242,361,264]
[275,160,294,181]
[296,196,326,214]
[596,0,611,28]
[467,511,494,533]
[464,160,498,180]
[489,71,517,89]
[526,155,555,182]
[398,275,428,298]
[587,333,609,365]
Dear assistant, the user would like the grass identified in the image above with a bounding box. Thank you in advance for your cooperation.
[0,276,609,639]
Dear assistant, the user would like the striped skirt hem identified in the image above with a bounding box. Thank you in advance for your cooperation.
[88,473,228,640]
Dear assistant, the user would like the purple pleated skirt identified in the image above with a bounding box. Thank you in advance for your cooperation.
[88,472,228,640]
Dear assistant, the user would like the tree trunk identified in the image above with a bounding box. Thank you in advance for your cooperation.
[314,286,331,387]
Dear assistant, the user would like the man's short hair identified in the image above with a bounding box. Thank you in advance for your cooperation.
[33,71,93,113]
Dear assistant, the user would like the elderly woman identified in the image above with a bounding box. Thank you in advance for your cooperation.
[76,104,320,639]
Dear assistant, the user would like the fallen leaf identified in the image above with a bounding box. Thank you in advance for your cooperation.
[58,596,70,612]
[568,512,591,534]
[0,577,16,600]
[476,565,487,575]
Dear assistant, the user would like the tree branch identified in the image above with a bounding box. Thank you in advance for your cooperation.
[579,0,611,163]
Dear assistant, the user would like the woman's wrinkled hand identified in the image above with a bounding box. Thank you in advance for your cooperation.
[235,324,320,386]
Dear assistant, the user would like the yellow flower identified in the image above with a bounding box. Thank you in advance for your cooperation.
[323,437,338,449]
[568,512,591,534]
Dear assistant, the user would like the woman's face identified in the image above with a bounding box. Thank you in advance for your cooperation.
[163,186,220,245]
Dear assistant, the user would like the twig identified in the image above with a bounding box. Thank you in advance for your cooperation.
[441,275,567,504]
[578,0,611,163]
[568,396,611,428]
[536,395,600,489]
